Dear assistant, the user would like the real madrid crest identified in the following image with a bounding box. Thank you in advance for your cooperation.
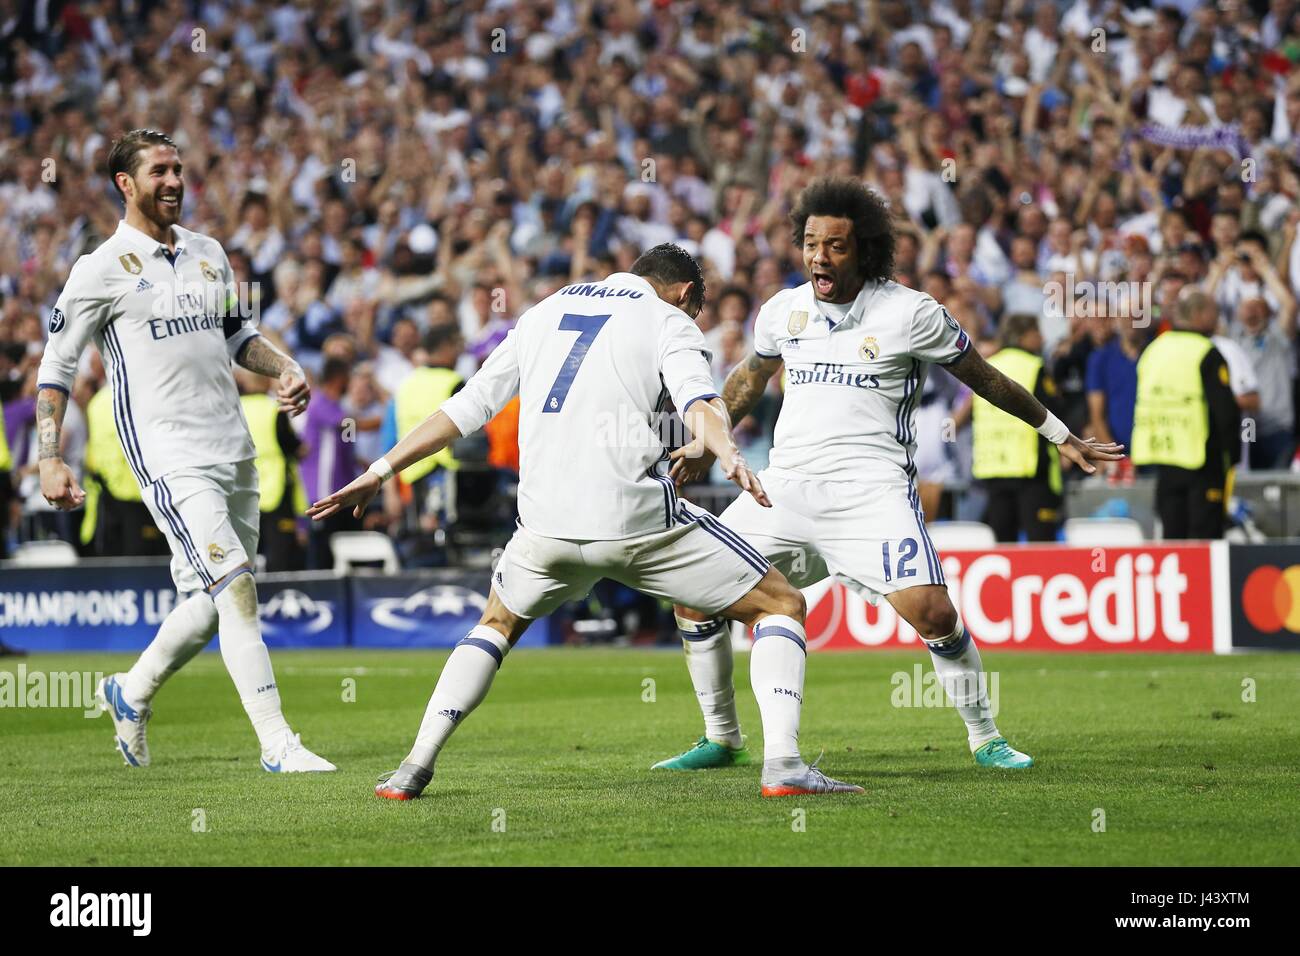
[859,336,880,362]
[119,253,143,275]
[208,543,226,563]
[200,259,219,282]
[787,310,808,336]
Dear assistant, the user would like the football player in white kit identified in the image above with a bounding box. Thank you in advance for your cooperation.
[657,179,1124,774]
[310,244,863,799]
[37,129,334,773]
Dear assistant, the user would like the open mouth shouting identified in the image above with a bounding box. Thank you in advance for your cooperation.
[812,269,836,299]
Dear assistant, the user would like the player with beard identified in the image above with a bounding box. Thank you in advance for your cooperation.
[37,129,334,773]
[656,178,1123,789]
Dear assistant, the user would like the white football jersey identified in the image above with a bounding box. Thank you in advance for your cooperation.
[439,272,718,540]
[755,279,970,484]
[37,221,257,487]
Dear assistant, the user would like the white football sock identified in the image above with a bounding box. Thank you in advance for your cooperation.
[925,620,1000,750]
[212,570,291,753]
[122,592,217,705]
[748,614,806,769]
[677,615,742,749]
[406,625,511,770]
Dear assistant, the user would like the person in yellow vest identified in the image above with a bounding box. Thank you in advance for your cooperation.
[388,325,464,539]
[972,313,1065,542]
[236,369,308,571]
[1131,290,1241,539]
[81,384,170,557]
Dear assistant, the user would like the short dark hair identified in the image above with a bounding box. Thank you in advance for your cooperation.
[630,243,706,316]
[320,356,351,385]
[422,324,463,355]
[107,129,177,200]
[716,284,753,315]
[1000,313,1040,348]
[790,177,896,283]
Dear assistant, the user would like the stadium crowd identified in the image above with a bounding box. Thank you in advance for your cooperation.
[4,0,1300,573]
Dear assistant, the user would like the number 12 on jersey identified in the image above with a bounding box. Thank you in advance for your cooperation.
[881,538,918,583]
[543,313,612,413]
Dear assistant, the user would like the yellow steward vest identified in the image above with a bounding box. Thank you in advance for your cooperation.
[395,367,461,483]
[972,347,1060,491]
[85,387,141,502]
[1131,330,1214,470]
[240,392,307,514]
[0,399,11,471]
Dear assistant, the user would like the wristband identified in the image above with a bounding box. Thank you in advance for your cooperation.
[1036,411,1070,445]
[368,457,395,483]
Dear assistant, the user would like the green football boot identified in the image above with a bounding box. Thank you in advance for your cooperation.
[973,737,1034,769]
[651,735,752,771]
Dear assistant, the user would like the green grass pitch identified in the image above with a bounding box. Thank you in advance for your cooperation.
[2,648,1297,866]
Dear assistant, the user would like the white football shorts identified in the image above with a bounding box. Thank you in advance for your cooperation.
[715,470,945,605]
[493,499,768,619]
[141,459,260,596]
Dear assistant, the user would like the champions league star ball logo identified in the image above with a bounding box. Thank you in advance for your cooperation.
[370,586,489,632]
[259,589,334,636]
[48,307,65,334]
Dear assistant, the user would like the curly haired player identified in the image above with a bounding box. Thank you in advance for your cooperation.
[657,178,1124,782]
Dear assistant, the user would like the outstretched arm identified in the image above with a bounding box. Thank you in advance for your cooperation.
[670,351,781,486]
[944,347,1126,474]
[36,386,85,510]
[675,397,770,506]
[235,334,311,417]
[308,328,520,520]
[306,410,463,520]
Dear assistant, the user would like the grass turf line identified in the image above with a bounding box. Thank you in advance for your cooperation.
[1,649,1297,866]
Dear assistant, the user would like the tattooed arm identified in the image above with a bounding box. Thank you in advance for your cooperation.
[945,347,1049,427]
[36,387,86,510]
[944,347,1125,474]
[721,352,783,423]
[235,334,311,417]
[670,351,782,486]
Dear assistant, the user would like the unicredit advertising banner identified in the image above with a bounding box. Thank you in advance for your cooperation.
[801,544,1224,653]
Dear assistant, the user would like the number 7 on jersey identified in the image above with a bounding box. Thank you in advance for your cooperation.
[542,313,611,413]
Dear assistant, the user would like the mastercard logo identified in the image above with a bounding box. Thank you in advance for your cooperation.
[1241,565,1300,633]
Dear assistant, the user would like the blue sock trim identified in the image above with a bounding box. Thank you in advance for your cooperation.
[679,618,726,641]
[754,624,806,654]
[925,624,971,659]
[457,636,504,669]
[209,566,252,599]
